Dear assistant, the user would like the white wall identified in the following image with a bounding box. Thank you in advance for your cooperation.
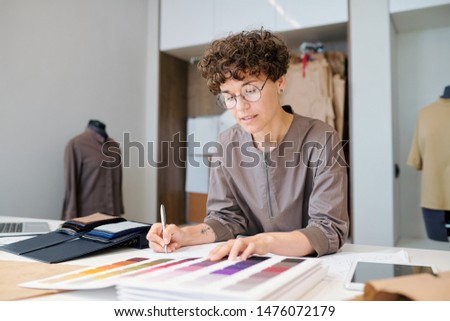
[145,0,160,224]
[396,25,450,239]
[349,0,396,246]
[0,0,156,223]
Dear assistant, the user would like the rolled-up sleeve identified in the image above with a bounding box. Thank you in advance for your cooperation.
[303,130,349,256]
[204,158,248,241]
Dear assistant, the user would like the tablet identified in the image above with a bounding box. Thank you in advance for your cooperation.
[344,261,437,291]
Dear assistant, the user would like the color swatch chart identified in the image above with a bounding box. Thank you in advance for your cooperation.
[116,255,325,300]
[20,254,320,297]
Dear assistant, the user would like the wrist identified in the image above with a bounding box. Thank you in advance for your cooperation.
[256,233,275,253]
[181,223,215,246]
[179,226,192,247]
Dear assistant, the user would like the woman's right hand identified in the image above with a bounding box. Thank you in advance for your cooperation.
[146,223,184,253]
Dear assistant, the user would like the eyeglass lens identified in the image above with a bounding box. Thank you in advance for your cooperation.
[218,84,262,109]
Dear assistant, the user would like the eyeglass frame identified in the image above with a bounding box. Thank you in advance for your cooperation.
[216,75,270,109]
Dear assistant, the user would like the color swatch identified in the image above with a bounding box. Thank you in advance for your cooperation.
[23,257,200,289]
[43,257,150,284]
[224,258,305,291]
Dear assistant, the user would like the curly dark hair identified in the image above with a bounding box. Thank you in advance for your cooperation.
[197,29,290,95]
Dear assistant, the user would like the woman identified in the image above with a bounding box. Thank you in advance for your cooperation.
[147,29,349,260]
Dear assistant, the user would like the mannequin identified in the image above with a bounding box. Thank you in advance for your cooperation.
[88,119,108,141]
[441,85,450,99]
[408,94,450,241]
[62,120,124,220]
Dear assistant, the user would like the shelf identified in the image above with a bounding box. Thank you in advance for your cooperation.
[163,22,347,63]
[391,2,450,33]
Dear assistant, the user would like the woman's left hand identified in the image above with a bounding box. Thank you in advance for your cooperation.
[207,234,274,261]
[206,231,315,261]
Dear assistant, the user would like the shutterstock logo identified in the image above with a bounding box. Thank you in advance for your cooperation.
[100,132,348,169]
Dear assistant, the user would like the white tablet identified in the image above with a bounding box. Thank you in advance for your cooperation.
[344,261,437,291]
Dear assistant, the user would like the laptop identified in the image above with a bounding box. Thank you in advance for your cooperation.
[0,221,51,237]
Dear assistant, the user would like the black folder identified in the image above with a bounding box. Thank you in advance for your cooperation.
[1,214,151,263]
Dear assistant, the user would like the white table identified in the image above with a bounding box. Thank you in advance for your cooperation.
[1,216,450,301]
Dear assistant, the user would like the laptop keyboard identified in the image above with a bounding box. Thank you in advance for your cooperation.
[0,222,23,233]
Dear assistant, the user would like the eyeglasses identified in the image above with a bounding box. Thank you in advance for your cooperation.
[216,76,269,109]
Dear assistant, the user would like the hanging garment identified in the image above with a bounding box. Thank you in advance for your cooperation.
[324,51,347,140]
[332,74,346,140]
[324,51,346,80]
[281,56,335,128]
[62,128,124,220]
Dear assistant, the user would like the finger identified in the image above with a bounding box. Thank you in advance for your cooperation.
[207,242,232,261]
[228,239,246,261]
[146,223,162,241]
[167,242,179,252]
[206,244,222,260]
[149,240,165,253]
[239,242,256,261]
[162,224,178,245]
[147,224,166,248]
[151,237,166,249]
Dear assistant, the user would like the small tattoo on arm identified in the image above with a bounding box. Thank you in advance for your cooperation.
[200,226,212,235]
